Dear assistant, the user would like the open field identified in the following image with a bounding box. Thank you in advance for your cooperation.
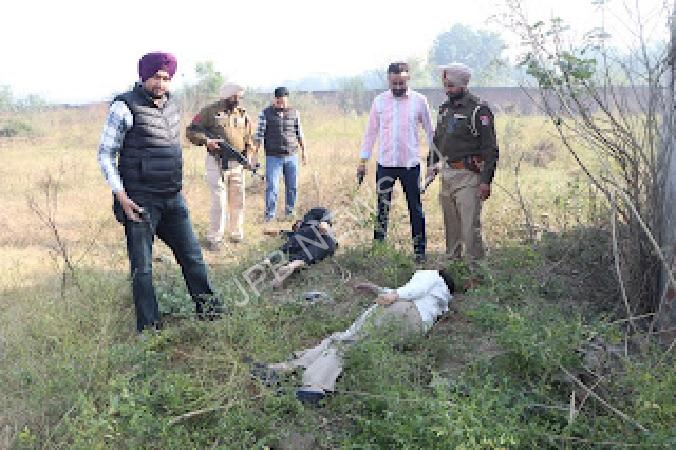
[0,102,673,449]
[0,103,591,292]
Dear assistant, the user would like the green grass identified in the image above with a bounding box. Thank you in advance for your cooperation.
[3,240,673,449]
[1,106,674,449]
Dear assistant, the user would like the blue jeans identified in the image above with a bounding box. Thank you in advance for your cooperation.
[265,154,298,219]
[374,164,426,256]
[121,192,218,332]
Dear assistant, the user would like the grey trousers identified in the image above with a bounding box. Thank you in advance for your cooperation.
[284,301,423,392]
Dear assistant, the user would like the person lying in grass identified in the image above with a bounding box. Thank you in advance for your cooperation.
[263,207,338,289]
[254,268,455,403]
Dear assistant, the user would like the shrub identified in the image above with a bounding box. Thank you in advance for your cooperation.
[0,118,34,137]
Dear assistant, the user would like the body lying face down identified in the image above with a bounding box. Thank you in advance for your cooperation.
[260,207,338,289]
[282,207,337,265]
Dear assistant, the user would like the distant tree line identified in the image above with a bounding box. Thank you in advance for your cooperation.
[0,85,47,112]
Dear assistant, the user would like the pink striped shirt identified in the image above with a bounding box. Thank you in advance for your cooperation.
[359,89,434,168]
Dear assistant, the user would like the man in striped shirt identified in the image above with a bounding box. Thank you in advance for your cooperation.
[357,62,434,262]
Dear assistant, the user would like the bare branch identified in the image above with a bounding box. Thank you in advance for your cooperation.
[610,191,637,333]
[559,364,649,433]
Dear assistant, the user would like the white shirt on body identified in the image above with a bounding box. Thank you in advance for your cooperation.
[325,270,452,343]
[394,270,452,330]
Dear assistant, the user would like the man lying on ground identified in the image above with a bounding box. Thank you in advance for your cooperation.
[253,268,455,403]
[263,207,338,288]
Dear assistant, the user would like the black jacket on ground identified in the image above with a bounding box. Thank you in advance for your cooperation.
[280,207,337,264]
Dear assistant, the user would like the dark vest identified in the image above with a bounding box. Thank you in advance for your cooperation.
[438,92,483,160]
[114,84,183,195]
[262,106,298,156]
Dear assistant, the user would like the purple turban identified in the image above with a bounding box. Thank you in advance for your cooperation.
[138,52,177,82]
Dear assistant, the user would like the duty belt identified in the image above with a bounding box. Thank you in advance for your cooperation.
[448,156,483,174]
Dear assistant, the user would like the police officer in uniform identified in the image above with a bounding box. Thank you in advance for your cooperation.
[97,52,223,333]
[187,84,255,250]
[427,63,499,263]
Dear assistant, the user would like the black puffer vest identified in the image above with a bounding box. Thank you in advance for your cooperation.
[262,106,298,156]
[114,83,183,195]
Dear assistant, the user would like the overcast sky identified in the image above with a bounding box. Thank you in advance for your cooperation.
[0,0,669,103]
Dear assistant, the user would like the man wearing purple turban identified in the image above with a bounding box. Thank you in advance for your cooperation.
[97,52,224,333]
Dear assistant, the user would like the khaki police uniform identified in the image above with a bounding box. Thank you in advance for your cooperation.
[187,100,254,244]
[430,91,499,261]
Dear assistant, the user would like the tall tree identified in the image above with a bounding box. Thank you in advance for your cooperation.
[180,61,226,112]
[193,61,225,98]
[406,56,435,88]
[428,24,507,86]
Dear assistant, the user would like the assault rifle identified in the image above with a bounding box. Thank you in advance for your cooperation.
[204,132,262,179]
